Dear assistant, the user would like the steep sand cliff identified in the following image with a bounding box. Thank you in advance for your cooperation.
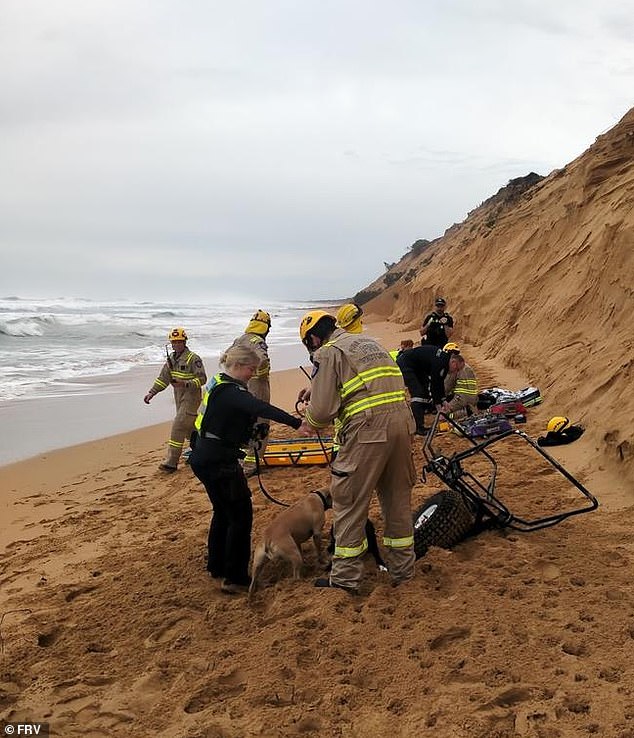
[361,107,634,489]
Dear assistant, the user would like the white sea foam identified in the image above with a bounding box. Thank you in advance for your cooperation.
[0,296,331,402]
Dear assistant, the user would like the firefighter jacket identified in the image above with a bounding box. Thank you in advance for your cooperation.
[148,348,207,411]
[304,328,408,431]
[444,363,478,413]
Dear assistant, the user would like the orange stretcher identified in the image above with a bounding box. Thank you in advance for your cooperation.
[247,437,334,467]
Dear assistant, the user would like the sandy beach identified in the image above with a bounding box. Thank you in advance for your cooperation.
[1,319,633,737]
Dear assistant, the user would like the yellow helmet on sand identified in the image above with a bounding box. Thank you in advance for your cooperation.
[168,327,188,342]
[443,342,460,354]
[547,416,570,433]
[336,303,363,333]
[299,310,336,342]
[246,309,271,336]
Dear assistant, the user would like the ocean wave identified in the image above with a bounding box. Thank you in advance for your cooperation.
[0,296,326,403]
[0,316,58,337]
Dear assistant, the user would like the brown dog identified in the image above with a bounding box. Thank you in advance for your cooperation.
[249,490,332,596]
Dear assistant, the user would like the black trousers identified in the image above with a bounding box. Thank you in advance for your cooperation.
[190,458,253,586]
[399,367,434,431]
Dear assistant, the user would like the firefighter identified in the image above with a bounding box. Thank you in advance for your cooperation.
[396,342,462,434]
[335,302,364,333]
[444,352,478,419]
[229,310,272,477]
[144,327,207,472]
[297,310,416,593]
[190,344,301,594]
[420,296,454,347]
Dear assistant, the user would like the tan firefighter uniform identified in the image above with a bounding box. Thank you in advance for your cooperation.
[234,313,272,471]
[444,362,478,418]
[304,327,416,589]
[146,347,207,468]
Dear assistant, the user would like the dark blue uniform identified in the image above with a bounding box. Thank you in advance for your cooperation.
[190,374,301,587]
[396,346,451,433]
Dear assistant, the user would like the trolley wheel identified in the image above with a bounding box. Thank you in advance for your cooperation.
[412,489,475,559]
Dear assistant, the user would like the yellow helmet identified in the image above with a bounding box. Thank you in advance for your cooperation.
[251,309,271,326]
[443,342,460,354]
[547,416,570,433]
[336,303,363,333]
[299,310,335,341]
[168,327,188,342]
[246,309,271,336]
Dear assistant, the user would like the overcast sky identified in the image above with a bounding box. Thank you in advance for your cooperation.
[1,0,632,303]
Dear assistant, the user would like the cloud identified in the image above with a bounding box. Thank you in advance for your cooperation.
[0,0,632,301]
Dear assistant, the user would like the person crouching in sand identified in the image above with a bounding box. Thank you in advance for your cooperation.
[189,344,301,595]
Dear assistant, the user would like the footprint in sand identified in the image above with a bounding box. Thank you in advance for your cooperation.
[184,667,247,713]
[537,562,561,581]
[64,584,99,602]
[487,686,534,708]
[428,626,471,651]
[598,549,630,568]
[143,615,192,648]
[37,627,62,648]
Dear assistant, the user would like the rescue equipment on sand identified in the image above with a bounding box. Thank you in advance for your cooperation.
[411,412,598,559]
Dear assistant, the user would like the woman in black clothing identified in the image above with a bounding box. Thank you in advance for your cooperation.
[190,344,301,594]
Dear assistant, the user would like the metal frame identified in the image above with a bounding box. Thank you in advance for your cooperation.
[421,412,598,532]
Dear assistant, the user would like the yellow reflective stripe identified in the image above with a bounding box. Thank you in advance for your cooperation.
[170,370,196,379]
[168,440,184,448]
[340,365,403,398]
[194,373,224,431]
[305,408,330,429]
[455,379,477,395]
[154,378,168,389]
[339,390,406,424]
[169,352,200,380]
[334,538,368,558]
[383,535,414,548]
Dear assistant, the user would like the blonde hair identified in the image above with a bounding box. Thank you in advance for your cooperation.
[220,344,260,370]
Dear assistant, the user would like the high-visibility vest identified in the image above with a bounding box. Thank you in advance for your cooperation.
[194,373,241,433]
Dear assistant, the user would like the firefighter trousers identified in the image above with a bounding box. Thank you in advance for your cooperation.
[165,399,199,467]
[329,410,416,589]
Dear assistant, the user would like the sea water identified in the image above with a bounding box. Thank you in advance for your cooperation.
[0,296,337,464]
[0,296,333,402]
